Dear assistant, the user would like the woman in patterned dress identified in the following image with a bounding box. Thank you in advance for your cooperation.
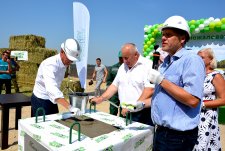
[193,48,225,151]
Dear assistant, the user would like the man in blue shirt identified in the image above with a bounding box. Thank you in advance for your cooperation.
[150,16,205,151]
[127,16,205,150]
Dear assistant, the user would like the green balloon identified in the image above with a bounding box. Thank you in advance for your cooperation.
[209,22,215,29]
[195,20,200,27]
[143,52,148,57]
[150,56,153,60]
[190,25,195,32]
[148,34,152,39]
[156,32,161,37]
[146,48,151,53]
[200,29,205,33]
[144,37,149,42]
[215,21,222,27]
[144,45,148,50]
[190,20,196,25]
[221,24,225,30]
[150,45,154,50]
[204,27,210,32]
[215,26,222,32]
[221,18,225,24]
[200,19,204,24]
[147,41,151,46]
[150,38,155,43]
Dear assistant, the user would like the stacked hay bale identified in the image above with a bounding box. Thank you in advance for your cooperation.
[8,34,57,87]
[1,34,82,92]
[9,34,45,49]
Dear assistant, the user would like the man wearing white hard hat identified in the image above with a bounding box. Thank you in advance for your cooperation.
[128,16,206,150]
[31,38,82,116]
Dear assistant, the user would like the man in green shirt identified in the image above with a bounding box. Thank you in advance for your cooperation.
[106,51,123,116]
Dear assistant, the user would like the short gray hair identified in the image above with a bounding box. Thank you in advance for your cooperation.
[121,43,139,54]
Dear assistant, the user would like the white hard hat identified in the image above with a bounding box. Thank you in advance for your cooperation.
[61,38,80,61]
[160,16,190,39]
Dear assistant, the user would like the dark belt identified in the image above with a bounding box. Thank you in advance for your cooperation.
[156,125,198,135]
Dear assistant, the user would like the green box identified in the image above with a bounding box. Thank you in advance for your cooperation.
[218,106,225,124]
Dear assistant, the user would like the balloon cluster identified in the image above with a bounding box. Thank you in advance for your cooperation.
[143,17,225,60]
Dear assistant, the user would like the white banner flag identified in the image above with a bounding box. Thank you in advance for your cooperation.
[73,2,90,89]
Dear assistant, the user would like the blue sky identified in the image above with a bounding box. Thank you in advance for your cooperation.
[0,0,225,66]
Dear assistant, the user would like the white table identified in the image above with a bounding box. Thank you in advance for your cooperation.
[18,112,154,151]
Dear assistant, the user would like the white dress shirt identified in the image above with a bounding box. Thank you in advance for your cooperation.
[33,54,67,103]
[112,55,153,104]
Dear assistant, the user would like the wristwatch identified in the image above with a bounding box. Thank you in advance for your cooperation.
[202,102,206,110]
[142,102,145,108]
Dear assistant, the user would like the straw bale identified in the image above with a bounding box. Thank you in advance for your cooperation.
[9,34,45,49]
[17,62,39,74]
[27,48,57,64]
[17,73,37,85]
[0,34,59,87]
[0,48,10,54]
[61,78,84,94]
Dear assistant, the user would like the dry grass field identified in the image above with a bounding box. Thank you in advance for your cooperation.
[0,79,224,151]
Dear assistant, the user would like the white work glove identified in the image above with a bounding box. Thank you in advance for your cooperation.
[122,101,145,112]
[148,69,164,84]
[62,112,73,119]
[69,106,82,116]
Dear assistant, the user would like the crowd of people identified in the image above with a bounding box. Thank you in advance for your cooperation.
[90,15,225,151]
[1,15,225,151]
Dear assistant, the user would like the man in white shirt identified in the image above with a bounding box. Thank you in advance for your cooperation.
[31,38,82,116]
[90,43,154,125]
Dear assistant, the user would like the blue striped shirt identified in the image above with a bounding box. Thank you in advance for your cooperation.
[151,48,205,131]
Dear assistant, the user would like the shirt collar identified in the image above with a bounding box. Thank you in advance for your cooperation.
[125,55,144,70]
[56,54,67,68]
[164,48,187,63]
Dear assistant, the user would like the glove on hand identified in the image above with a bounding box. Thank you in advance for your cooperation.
[123,101,145,112]
[62,112,73,119]
[69,106,82,116]
[148,69,164,84]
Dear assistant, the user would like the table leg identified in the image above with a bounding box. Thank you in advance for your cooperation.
[1,106,9,149]
[15,107,22,130]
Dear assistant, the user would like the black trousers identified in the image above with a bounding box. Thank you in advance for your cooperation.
[31,93,59,117]
[0,79,11,94]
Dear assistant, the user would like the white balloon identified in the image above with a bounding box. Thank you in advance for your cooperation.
[195,28,200,33]
[149,52,153,56]
[144,35,148,38]
[144,27,148,32]
[199,24,204,30]
[204,20,210,26]
[214,18,220,22]
[208,17,214,22]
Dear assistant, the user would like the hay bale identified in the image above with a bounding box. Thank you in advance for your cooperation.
[0,48,10,54]
[9,34,45,49]
[17,73,37,86]
[27,48,57,64]
[1,34,58,87]
[61,78,84,95]
[18,62,39,74]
